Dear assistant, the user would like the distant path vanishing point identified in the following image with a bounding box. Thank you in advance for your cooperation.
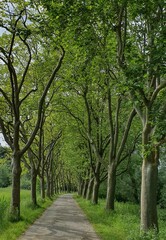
[18,194,100,240]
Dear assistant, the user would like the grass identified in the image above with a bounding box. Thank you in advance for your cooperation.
[0,187,58,240]
[75,195,166,240]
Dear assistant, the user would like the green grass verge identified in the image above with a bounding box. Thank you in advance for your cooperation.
[0,187,58,240]
[75,195,166,240]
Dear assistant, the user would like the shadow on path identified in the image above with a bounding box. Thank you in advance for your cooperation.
[18,194,100,240]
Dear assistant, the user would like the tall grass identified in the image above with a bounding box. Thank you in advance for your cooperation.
[0,187,58,240]
[75,196,166,240]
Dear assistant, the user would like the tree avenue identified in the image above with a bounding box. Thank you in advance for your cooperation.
[0,0,165,237]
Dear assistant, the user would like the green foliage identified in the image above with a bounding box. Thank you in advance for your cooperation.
[0,146,11,188]
[20,174,31,190]
[0,164,11,188]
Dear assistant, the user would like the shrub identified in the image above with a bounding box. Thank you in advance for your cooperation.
[0,164,11,188]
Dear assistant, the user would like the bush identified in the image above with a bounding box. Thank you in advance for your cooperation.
[21,175,31,190]
[0,164,11,188]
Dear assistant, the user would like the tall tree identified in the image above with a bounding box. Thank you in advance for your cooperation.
[0,1,64,220]
[115,0,165,232]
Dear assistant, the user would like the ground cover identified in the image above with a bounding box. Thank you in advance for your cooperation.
[75,196,166,240]
[0,187,58,240]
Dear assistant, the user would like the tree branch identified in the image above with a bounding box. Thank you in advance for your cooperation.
[19,88,37,106]
[150,81,166,105]
[116,108,136,162]
[20,46,65,156]
[0,88,12,106]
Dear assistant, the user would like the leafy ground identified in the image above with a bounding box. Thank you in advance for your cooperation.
[0,187,58,240]
[75,196,166,240]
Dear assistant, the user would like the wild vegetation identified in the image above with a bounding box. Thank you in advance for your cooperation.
[0,0,165,238]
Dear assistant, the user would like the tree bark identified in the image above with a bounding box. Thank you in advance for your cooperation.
[91,178,100,204]
[10,154,22,221]
[91,161,101,204]
[40,175,45,199]
[31,167,38,206]
[82,178,89,198]
[141,160,158,232]
[86,177,94,200]
[78,179,84,196]
[50,175,54,196]
[46,173,51,198]
[141,124,159,232]
[141,125,159,231]
[106,162,117,210]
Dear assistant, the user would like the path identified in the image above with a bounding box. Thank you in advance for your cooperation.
[18,194,100,240]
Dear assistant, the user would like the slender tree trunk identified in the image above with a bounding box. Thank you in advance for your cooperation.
[78,178,83,195]
[56,178,60,193]
[141,125,159,232]
[50,176,54,196]
[10,154,22,221]
[106,161,117,210]
[91,162,101,204]
[40,175,45,199]
[91,178,100,204]
[141,160,158,231]
[46,173,51,198]
[82,179,89,198]
[31,167,38,206]
[86,177,94,200]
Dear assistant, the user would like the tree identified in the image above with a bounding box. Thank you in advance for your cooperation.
[115,0,166,232]
[0,1,65,220]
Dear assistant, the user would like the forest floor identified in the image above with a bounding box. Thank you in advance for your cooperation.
[18,194,100,240]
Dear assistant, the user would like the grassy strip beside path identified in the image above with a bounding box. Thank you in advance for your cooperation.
[75,195,166,240]
[0,187,58,240]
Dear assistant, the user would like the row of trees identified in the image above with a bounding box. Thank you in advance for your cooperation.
[0,0,165,235]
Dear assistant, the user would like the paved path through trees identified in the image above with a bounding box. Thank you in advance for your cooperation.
[19,194,100,240]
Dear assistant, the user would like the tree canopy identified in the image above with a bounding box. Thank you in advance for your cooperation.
[0,0,165,235]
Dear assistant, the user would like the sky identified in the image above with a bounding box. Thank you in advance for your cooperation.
[0,27,5,36]
[0,133,8,147]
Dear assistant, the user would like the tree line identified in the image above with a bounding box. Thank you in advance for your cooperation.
[0,0,165,235]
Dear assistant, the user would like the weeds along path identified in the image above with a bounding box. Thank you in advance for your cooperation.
[18,194,100,240]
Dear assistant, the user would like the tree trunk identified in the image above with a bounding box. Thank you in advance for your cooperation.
[46,173,51,198]
[40,176,45,199]
[77,177,83,195]
[82,179,89,198]
[10,154,22,221]
[31,167,38,206]
[50,176,54,196]
[91,178,100,204]
[86,178,94,200]
[141,158,158,232]
[91,162,101,204]
[141,125,159,232]
[106,162,117,210]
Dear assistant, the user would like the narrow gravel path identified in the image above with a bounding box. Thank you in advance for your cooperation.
[18,194,100,240]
